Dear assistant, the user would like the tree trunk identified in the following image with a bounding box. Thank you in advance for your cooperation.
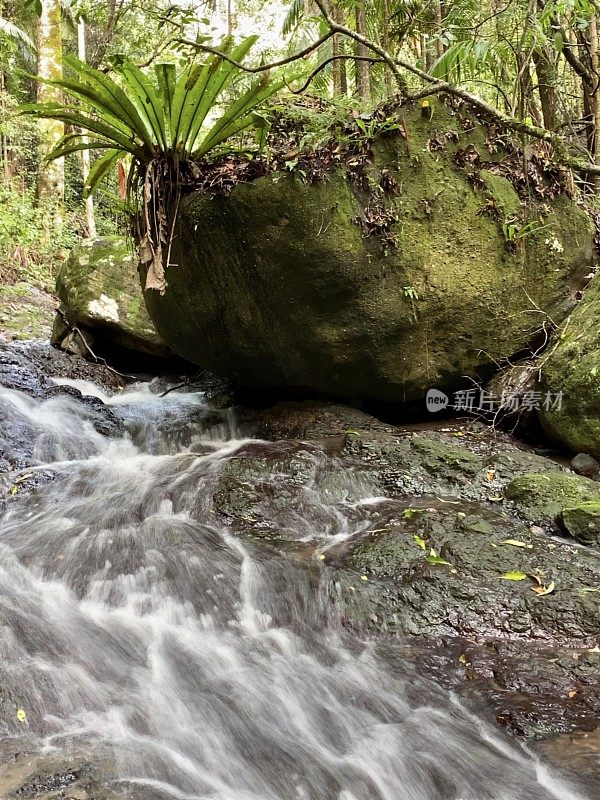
[78,16,96,238]
[533,47,560,130]
[590,13,600,187]
[36,0,64,223]
[382,0,394,94]
[354,0,371,102]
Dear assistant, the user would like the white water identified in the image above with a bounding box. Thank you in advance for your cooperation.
[0,380,589,799]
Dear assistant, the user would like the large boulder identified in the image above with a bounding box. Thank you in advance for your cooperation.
[52,236,169,358]
[144,101,595,404]
[539,275,600,458]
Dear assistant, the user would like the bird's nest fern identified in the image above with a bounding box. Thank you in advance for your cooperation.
[21,37,284,293]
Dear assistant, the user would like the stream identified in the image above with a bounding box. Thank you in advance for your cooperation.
[0,376,593,799]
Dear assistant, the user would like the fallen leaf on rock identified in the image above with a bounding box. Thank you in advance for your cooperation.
[532,581,555,596]
[500,571,528,581]
[488,494,503,502]
[16,709,27,722]
[501,539,533,549]
[568,690,579,698]
[426,548,451,566]
[588,645,600,653]
[486,470,496,482]
[360,575,369,581]
[414,534,427,550]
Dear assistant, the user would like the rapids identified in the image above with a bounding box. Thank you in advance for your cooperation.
[0,378,591,799]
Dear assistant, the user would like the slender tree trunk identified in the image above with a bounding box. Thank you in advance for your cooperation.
[590,13,600,187]
[354,0,371,102]
[381,0,394,94]
[37,0,64,224]
[227,0,234,35]
[533,47,560,130]
[77,17,97,238]
[435,0,444,59]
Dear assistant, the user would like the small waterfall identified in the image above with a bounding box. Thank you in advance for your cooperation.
[0,379,588,799]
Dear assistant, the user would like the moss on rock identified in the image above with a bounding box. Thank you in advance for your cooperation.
[52,236,169,357]
[505,471,600,524]
[144,103,595,404]
[539,276,600,459]
[560,502,600,546]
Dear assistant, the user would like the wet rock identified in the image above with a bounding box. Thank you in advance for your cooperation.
[537,726,600,790]
[326,500,600,644]
[505,471,600,525]
[0,341,124,396]
[560,502,600,546]
[0,343,125,506]
[51,236,170,358]
[571,452,600,479]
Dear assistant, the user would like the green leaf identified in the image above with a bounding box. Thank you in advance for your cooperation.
[84,149,121,198]
[426,548,451,566]
[63,55,156,151]
[500,571,528,581]
[116,59,167,151]
[414,534,427,550]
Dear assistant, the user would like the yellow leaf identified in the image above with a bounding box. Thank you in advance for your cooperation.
[500,571,528,581]
[588,645,600,653]
[413,534,426,550]
[16,709,27,722]
[486,470,496,482]
[568,689,578,699]
[458,654,467,665]
[501,539,533,549]
[318,554,326,561]
[360,575,369,581]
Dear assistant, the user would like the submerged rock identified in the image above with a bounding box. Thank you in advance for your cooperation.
[145,102,595,405]
[52,237,169,358]
[539,274,600,459]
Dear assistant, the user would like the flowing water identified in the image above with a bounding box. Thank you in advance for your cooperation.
[0,378,591,799]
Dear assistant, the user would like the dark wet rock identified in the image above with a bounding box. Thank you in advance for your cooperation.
[536,726,600,790]
[560,502,600,547]
[326,499,600,644]
[207,399,600,745]
[0,341,124,396]
[0,343,125,508]
[505,471,600,526]
[571,452,600,480]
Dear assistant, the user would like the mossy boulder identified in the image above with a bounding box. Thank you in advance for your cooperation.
[561,502,600,546]
[505,471,600,525]
[144,102,595,404]
[52,236,169,357]
[539,276,600,459]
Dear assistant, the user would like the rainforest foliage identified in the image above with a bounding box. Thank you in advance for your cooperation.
[3,0,600,289]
